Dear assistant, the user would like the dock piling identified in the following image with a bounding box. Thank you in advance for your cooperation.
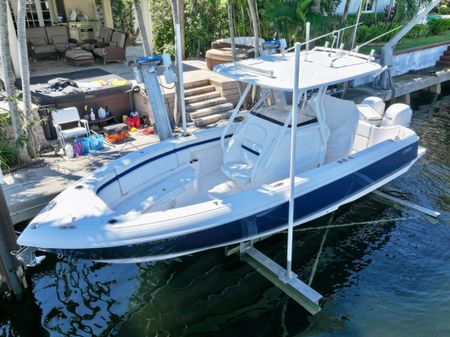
[0,183,27,298]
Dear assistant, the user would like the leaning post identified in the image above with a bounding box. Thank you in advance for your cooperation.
[0,181,25,298]
[286,42,301,279]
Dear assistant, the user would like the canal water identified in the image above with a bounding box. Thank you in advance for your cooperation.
[1,88,449,337]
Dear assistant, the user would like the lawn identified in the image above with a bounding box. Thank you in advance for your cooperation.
[360,30,450,54]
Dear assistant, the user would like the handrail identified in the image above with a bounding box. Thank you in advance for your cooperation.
[220,83,252,153]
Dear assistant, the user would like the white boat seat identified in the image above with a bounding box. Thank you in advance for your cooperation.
[221,115,279,186]
[116,166,197,214]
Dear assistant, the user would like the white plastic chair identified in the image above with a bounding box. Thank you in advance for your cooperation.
[51,107,90,149]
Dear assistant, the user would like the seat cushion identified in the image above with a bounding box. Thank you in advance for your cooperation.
[34,45,57,54]
[357,104,382,122]
[29,37,47,46]
[65,49,94,60]
[93,47,108,57]
[60,127,89,139]
[206,48,249,62]
[221,161,253,185]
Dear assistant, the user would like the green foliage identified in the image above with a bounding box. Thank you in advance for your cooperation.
[437,6,450,14]
[0,110,20,171]
[429,18,450,34]
[405,24,432,39]
[356,23,402,44]
[111,0,136,35]
[150,0,228,58]
[264,0,315,43]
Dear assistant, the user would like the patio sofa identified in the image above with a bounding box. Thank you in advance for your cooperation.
[27,26,77,60]
[80,27,114,51]
[205,36,265,70]
[92,31,128,64]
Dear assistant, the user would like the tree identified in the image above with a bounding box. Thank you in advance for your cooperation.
[247,0,260,57]
[134,0,152,56]
[17,0,37,158]
[0,0,27,162]
[341,0,352,23]
[227,0,237,62]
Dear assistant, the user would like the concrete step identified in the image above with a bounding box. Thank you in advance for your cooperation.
[184,85,216,97]
[184,79,210,90]
[185,91,221,104]
[440,55,450,61]
[436,60,450,67]
[186,97,227,112]
[193,110,233,127]
[443,50,450,56]
[189,102,234,119]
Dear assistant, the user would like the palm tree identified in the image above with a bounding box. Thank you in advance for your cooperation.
[0,2,21,148]
[17,0,37,158]
[227,0,237,62]
[341,0,352,23]
[247,0,260,57]
[134,0,152,56]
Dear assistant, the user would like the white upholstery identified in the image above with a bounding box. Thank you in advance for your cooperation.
[52,107,90,151]
[321,95,360,162]
[221,115,279,185]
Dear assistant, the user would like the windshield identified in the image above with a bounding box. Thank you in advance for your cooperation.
[251,89,317,126]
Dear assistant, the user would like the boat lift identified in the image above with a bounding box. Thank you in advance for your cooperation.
[131,54,177,141]
[225,42,441,315]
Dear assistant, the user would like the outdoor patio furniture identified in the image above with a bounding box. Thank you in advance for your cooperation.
[92,31,128,64]
[27,26,77,59]
[65,49,95,66]
[205,36,265,70]
[46,25,77,54]
[52,107,90,149]
[27,27,58,60]
[80,27,113,51]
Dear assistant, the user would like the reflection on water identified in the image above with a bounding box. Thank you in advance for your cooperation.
[0,88,449,337]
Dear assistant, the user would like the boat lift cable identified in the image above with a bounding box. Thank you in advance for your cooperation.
[285,23,362,52]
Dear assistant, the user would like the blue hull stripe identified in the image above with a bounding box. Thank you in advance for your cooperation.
[97,134,233,194]
[65,141,419,261]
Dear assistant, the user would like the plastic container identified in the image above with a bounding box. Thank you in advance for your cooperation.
[89,134,105,150]
[75,137,90,155]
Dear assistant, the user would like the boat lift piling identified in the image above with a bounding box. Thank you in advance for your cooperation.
[0,182,27,298]
[229,43,323,315]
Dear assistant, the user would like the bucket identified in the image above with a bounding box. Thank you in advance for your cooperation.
[75,137,90,155]
[89,134,105,151]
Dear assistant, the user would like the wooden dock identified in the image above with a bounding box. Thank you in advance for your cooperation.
[345,66,449,103]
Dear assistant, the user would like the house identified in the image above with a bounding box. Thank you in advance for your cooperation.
[335,0,392,15]
[3,0,152,76]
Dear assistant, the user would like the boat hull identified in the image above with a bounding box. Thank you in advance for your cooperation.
[46,140,420,263]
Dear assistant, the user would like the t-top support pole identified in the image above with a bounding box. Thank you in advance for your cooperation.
[286,42,301,279]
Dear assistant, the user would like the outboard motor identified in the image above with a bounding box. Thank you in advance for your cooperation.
[381,103,412,128]
[361,96,385,116]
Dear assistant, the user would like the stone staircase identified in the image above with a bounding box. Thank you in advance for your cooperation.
[183,80,235,127]
[166,78,238,127]
[436,46,450,67]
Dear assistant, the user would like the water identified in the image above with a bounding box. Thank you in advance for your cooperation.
[1,88,449,337]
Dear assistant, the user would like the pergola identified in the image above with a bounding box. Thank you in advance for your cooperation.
[4,0,153,76]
